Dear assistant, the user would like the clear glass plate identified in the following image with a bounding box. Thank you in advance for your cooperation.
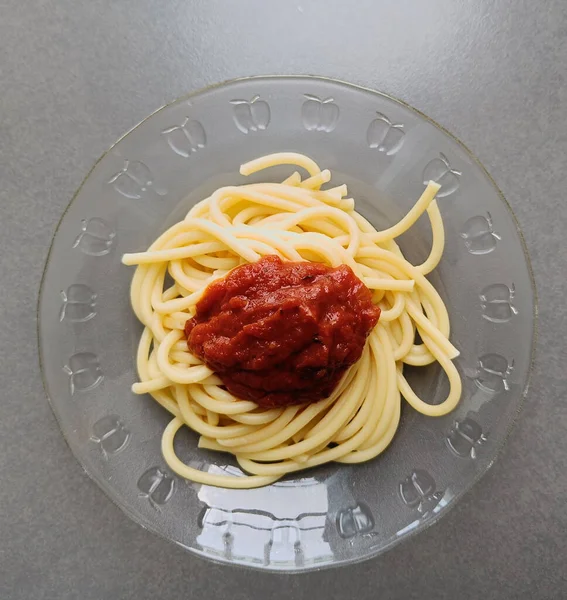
[38,76,536,572]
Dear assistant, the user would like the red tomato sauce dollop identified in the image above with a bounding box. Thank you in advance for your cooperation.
[185,255,380,408]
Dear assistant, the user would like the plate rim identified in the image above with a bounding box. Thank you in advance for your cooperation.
[37,74,538,572]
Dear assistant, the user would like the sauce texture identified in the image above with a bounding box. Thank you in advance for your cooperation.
[185,255,380,408]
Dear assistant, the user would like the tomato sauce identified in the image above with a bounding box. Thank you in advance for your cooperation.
[185,255,380,408]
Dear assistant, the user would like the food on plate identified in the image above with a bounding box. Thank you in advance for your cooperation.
[122,152,461,488]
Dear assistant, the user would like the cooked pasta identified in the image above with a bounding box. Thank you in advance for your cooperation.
[122,152,461,488]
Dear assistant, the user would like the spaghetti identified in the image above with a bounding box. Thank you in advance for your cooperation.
[122,152,462,489]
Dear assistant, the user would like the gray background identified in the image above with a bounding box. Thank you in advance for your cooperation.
[1,0,565,598]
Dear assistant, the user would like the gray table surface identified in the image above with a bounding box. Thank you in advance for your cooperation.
[1,1,566,598]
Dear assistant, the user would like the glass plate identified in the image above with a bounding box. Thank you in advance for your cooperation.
[38,76,536,572]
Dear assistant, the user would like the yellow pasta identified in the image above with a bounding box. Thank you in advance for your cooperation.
[122,153,462,488]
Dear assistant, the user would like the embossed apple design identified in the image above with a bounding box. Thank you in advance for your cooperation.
[336,503,375,539]
[137,467,175,507]
[73,217,115,256]
[108,159,156,199]
[270,526,302,565]
[422,153,461,197]
[90,415,130,457]
[475,353,514,392]
[230,95,271,133]
[447,417,487,459]
[302,94,339,132]
[480,283,518,322]
[59,284,97,322]
[399,469,443,514]
[366,112,405,155]
[63,352,103,394]
[162,117,206,157]
[460,212,501,254]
